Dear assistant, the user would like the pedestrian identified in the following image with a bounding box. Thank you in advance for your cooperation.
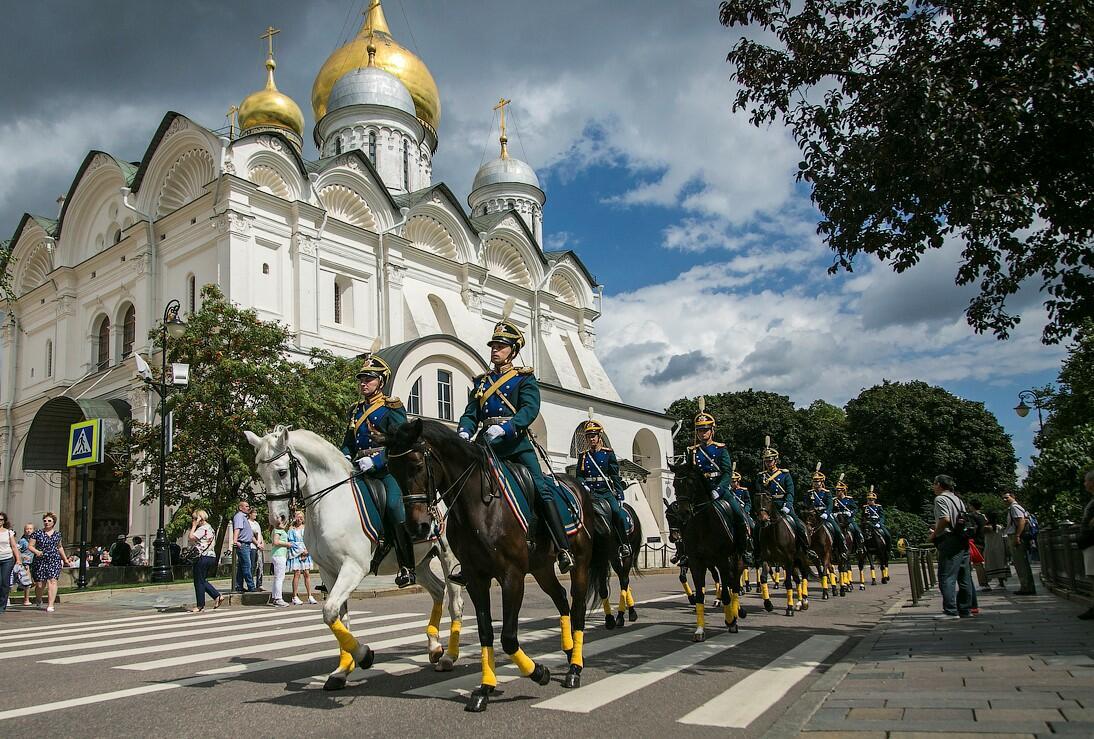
[188,510,223,612]
[98,546,112,568]
[130,536,147,566]
[1076,469,1094,620]
[287,510,316,604]
[983,510,1010,588]
[1003,491,1037,595]
[927,475,974,619]
[231,500,255,593]
[269,513,290,607]
[968,499,990,590]
[28,512,71,612]
[248,509,264,591]
[109,534,132,567]
[17,524,35,606]
[0,512,24,614]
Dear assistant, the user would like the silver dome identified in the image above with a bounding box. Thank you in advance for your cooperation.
[327,67,415,117]
[472,156,541,191]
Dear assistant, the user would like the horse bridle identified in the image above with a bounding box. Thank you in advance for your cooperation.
[389,443,479,527]
[256,445,355,510]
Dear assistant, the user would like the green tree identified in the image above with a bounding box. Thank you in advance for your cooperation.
[845,381,1017,513]
[719,0,1094,344]
[115,286,359,556]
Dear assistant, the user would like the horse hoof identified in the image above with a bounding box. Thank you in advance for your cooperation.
[429,646,443,664]
[357,646,375,670]
[786,608,795,617]
[822,591,829,600]
[531,664,551,686]
[436,655,455,672]
[322,675,347,691]
[764,599,774,612]
[859,585,865,591]
[605,615,616,630]
[727,619,739,633]
[738,605,747,619]
[801,601,809,611]
[883,577,889,584]
[614,613,626,629]
[628,607,638,622]
[466,690,490,713]
[745,584,752,592]
[692,630,705,642]
[712,599,722,609]
[562,666,581,689]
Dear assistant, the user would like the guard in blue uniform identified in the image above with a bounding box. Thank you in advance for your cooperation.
[861,488,892,550]
[457,318,575,575]
[807,465,847,561]
[576,418,632,559]
[832,477,862,551]
[688,408,754,560]
[756,438,814,558]
[341,353,415,588]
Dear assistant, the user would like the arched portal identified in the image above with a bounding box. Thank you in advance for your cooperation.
[632,428,665,535]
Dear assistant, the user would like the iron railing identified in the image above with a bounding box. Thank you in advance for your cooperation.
[905,546,937,605]
[638,541,677,570]
[1037,524,1094,598]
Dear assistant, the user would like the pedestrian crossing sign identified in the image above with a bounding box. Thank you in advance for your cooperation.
[67,419,103,467]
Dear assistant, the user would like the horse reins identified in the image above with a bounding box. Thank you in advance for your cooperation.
[393,444,480,527]
[257,445,362,509]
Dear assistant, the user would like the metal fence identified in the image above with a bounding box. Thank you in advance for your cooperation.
[1037,524,1094,598]
[906,546,937,605]
[638,541,678,570]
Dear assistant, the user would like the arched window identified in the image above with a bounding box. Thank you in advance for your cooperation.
[46,340,53,378]
[436,369,453,420]
[334,281,343,324]
[96,317,111,371]
[368,131,377,164]
[112,229,122,245]
[407,377,422,416]
[334,136,343,156]
[507,199,516,211]
[122,305,136,358]
[403,139,410,190]
[262,263,270,275]
[187,274,197,314]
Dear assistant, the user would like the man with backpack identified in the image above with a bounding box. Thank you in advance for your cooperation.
[1003,491,1038,595]
[927,475,975,619]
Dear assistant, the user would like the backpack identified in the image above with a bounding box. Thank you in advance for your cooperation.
[947,494,977,541]
[1022,511,1039,542]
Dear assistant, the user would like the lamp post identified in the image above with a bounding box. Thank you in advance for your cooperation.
[1013,389,1047,434]
[151,300,187,583]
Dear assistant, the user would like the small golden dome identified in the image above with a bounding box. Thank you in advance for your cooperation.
[312,1,440,132]
[240,49,305,139]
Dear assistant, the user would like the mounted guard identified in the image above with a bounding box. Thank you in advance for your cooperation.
[807,464,847,563]
[687,398,754,562]
[756,436,814,559]
[832,475,862,552]
[456,304,575,577]
[341,345,415,588]
[861,486,892,549]
[575,414,633,559]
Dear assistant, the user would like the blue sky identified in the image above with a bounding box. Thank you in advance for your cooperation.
[0,0,1063,472]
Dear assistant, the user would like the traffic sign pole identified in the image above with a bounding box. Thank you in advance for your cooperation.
[67,418,102,591]
[77,465,90,589]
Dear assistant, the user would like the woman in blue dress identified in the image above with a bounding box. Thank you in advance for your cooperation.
[286,510,316,605]
[28,511,70,612]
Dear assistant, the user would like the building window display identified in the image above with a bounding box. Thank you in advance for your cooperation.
[437,369,452,421]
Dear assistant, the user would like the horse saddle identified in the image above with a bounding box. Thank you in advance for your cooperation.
[503,461,536,507]
[712,498,735,539]
[591,497,613,537]
[359,476,388,520]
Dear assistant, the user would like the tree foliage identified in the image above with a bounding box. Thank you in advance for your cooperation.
[720,0,1094,344]
[114,286,359,555]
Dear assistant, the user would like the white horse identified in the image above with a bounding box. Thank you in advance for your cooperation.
[245,425,464,690]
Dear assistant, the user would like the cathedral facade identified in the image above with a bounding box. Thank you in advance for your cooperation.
[0,3,675,548]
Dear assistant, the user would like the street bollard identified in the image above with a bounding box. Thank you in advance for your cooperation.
[908,549,920,605]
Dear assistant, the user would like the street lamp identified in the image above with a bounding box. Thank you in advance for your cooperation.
[1014,389,1047,434]
[151,300,186,582]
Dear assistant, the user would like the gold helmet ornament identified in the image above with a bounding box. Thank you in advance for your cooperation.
[731,460,742,483]
[694,395,716,431]
[761,435,779,461]
[489,297,525,352]
[812,462,826,482]
[866,484,877,501]
[356,337,391,383]
[584,407,604,436]
[835,473,848,492]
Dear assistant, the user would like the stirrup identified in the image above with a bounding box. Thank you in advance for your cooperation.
[448,565,466,587]
[395,566,416,589]
[557,549,575,574]
[618,544,632,559]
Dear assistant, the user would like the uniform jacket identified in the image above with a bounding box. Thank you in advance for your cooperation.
[833,495,858,518]
[341,394,407,473]
[689,441,733,494]
[862,503,886,526]
[757,466,796,508]
[457,366,540,458]
[577,447,626,498]
[807,487,833,514]
[732,484,752,515]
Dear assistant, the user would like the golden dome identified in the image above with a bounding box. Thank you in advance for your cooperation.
[239,54,305,140]
[312,1,440,132]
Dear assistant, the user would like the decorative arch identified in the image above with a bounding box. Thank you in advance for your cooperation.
[54,153,130,266]
[156,148,215,217]
[405,215,458,260]
[248,164,292,199]
[549,271,581,307]
[116,301,137,358]
[427,294,456,335]
[632,428,666,532]
[17,241,54,295]
[484,237,532,288]
[319,183,377,230]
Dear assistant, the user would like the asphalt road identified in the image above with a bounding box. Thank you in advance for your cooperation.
[0,569,907,737]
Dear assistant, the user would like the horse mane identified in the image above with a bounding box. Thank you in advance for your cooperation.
[390,419,488,468]
[286,428,352,476]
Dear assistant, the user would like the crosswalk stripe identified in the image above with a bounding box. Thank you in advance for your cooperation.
[118,615,444,672]
[406,623,675,699]
[0,605,242,639]
[676,634,847,728]
[40,612,417,666]
[533,629,760,713]
[0,607,319,649]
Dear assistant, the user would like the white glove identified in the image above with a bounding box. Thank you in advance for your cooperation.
[781,506,791,515]
[356,456,375,473]
[875,523,882,529]
[820,513,829,520]
[485,424,505,441]
[711,491,720,501]
[458,430,471,441]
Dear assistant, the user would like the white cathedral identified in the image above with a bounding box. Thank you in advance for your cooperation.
[0,3,676,550]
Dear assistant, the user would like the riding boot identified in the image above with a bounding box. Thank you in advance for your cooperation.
[738,521,754,566]
[616,525,632,559]
[369,538,393,577]
[392,525,417,589]
[540,501,574,573]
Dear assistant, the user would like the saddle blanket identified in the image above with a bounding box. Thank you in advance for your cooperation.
[487,455,583,536]
[350,476,438,546]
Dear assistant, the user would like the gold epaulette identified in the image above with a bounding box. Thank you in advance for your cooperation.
[687,444,698,451]
[781,468,789,474]
[713,441,726,447]
[517,366,535,375]
[385,398,403,409]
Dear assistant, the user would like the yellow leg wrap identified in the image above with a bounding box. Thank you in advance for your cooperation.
[602,597,613,615]
[803,579,809,597]
[724,603,733,623]
[761,583,770,600]
[787,589,795,607]
[510,648,536,677]
[821,575,828,589]
[730,591,741,619]
[883,566,889,579]
[626,588,635,608]
[426,601,443,640]
[330,618,360,654]
[560,615,574,652]
[337,649,356,674]
[618,590,628,614]
[743,569,750,584]
[696,603,706,629]
[683,581,694,597]
[481,646,497,688]
[446,621,461,658]
[572,630,584,668]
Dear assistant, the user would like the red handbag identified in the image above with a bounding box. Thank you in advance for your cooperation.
[968,540,985,565]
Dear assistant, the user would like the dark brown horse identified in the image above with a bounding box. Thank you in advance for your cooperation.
[599,502,642,630]
[669,461,745,641]
[756,493,818,616]
[806,510,838,601]
[383,418,609,712]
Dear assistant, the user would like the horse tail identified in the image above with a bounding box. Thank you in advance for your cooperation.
[586,527,613,612]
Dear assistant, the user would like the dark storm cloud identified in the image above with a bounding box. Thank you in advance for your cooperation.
[738,337,793,379]
[642,350,714,385]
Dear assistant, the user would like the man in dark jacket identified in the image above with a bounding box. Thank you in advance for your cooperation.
[969,499,990,591]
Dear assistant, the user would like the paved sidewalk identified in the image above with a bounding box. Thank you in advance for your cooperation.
[800,581,1094,737]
